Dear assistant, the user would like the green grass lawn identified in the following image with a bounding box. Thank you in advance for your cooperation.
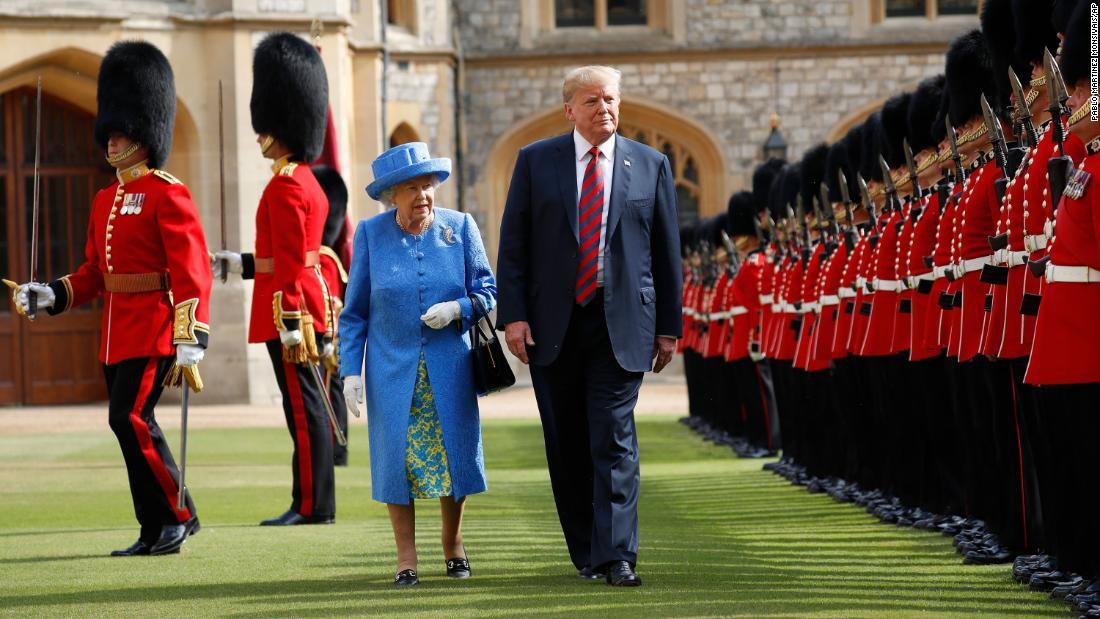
[0,415,1066,618]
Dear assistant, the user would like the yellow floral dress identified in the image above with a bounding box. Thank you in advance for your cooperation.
[405,353,454,499]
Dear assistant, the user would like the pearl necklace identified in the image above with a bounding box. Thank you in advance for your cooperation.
[395,208,434,235]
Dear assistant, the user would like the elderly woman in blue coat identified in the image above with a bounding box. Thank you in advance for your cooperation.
[339,142,496,587]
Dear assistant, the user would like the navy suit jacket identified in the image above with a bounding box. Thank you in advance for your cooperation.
[496,131,683,372]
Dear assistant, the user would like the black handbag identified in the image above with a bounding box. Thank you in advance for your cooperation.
[468,295,515,395]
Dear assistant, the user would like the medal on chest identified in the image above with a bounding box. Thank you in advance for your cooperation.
[1064,166,1091,201]
[120,193,146,215]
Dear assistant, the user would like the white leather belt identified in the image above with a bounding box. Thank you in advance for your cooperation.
[731,306,748,316]
[759,294,774,304]
[954,254,992,277]
[907,272,935,288]
[933,264,951,279]
[803,301,821,313]
[837,287,857,299]
[771,303,782,313]
[820,294,840,306]
[856,276,867,289]
[1045,263,1100,284]
[1006,250,1029,268]
[874,278,904,292]
[1024,234,1048,253]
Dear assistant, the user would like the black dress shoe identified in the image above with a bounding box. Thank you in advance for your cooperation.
[963,546,1014,565]
[149,517,200,556]
[260,510,335,526]
[605,561,642,587]
[578,565,605,580]
[446,557,471,578]
[394,569,419,587]
[110,539,153,557]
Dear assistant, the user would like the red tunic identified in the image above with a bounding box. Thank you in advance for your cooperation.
[817,238,848,361]
[774,256,802,361]
[702,272,731,359]
[677,271,693,354]
[1025,144,1100,385]
[907,190,943,361]
[47,164,211,364]
[927,183,961,352]
[861,209,903,356]
[849,229,877,355]
[726,251,765,361]
[246,160,330,343]
[834,232,867,357]
[948,159,998,362]
[891,199,915,354]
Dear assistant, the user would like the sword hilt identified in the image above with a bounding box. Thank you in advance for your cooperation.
[27,289,37,321]
[219,258,228,284]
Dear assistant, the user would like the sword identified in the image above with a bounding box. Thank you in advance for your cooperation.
[217,80,228,283]
[307,360,347,446]
[28,77,42,320]
[176,381,190,511]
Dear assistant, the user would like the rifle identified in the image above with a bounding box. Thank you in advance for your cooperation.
[946,117,968,184]
[878,155,901,214]
[838,169,858,252]
[981,93,1011,204]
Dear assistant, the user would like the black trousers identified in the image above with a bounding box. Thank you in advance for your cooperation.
[104,356,196,541]
[326,369,349,466]
[682,349,704,420]
[530,296,643,571]
[771,360,797,462]
[1034,382,1100,578]
[731,357,779,452]
[830,357,866,483]
[265,341,335,519]
[911,355,962,515]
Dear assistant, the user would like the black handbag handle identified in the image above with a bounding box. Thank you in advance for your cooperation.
[468,294,497,369]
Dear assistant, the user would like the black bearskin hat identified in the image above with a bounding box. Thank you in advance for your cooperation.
[1014,0,1060,70]
[312,165,348,248]
[880,93,912,168]
[1060,0,1091,87]
[94,41,176,168]
[860,112,886,182]
[251,32,329,162]
[1053,0,1081,33]
[931,84,951,144]
[980,0,1016,111]
[945,30,998,126]
[843,123,864,196]
[824,139,850,203]
[908,75,945,153]
[799,143,829,210]
[679,223,695,257]
[727,190,756,237]
[768,165,797,222]
[752,158,786,215]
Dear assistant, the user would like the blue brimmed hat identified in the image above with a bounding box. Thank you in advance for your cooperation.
[366,142,451,200]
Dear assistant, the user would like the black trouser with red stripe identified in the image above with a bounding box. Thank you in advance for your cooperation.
[731,357,779,452]
[327,370,349,466]
[266,341,335,518]
[104,356,195,541]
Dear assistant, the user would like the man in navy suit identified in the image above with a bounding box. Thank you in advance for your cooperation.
[496,65,682,587]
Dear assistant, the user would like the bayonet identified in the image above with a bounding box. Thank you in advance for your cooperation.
[1009,67,1039,147]
[981,94,1011,203]
[857,173,879,232]
[1045,49,1073,209]
[878,155,900,214]
[946,117,967,183]
[904,138,922,198]
[177,382,191,510]
[27,77,42,320]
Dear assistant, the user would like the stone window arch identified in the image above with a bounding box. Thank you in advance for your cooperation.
[389,121,420,148]
[386,0,417,34]
[478,98,727,263]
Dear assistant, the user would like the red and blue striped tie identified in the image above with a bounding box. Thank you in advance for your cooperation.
[576,146,604,305]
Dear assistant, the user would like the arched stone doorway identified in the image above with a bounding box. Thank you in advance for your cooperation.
[389,121,420,147]
[0,48,200,405]
[478,97,728,262]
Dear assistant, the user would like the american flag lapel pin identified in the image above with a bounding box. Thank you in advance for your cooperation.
[624,159,631,167]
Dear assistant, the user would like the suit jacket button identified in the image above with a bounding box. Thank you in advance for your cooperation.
[421,337,427,345]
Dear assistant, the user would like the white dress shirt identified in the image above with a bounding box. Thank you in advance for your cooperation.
[573,130,615,287]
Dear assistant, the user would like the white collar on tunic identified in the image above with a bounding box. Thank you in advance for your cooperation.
[573,130,616,163]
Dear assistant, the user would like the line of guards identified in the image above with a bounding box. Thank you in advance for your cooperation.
[679,1,1100,614]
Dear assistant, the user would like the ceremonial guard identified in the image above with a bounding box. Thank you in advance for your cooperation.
[10,41,208,556]
[213,32,336,526]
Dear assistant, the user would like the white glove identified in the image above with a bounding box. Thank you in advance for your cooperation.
[420,300,461,329]
[17,283,54,313]
[176,344,205,367]
[343,375,363,418]
[323,339,335,358]
[211,250,243,280]
[280,329,303,347]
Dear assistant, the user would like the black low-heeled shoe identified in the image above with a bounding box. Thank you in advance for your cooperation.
[394,569,419,587]
[446,557,471,578]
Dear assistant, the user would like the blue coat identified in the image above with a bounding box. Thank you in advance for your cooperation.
[338,207,496,505]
